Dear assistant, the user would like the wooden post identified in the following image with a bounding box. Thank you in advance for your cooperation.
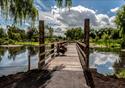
[28,50,31,71]
[51,43,55,58]
[84,19,90,69]
[38,20,45,69]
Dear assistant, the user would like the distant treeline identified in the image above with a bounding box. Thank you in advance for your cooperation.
[65,27,121,40]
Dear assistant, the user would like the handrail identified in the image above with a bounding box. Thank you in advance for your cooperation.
[77,42,87,48]
[38,41,67,69]
[76,42,95,88]
[76,42,88,68]
[76,43,87,69]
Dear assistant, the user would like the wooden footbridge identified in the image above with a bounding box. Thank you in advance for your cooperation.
[25,19,95,88]
[35,19,95,88]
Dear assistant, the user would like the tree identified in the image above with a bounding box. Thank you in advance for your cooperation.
[47,26,54,38]
[0,0,72,24]
[115,5,125,48]
[0,28,6,38]
[7,25,26,41]
[65,27,83,40]
[90,28,96,39]
[55,0,72,11]
[26,27,38,42]
[0,0,38,25]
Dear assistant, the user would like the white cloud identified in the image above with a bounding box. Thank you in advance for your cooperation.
[110,7,119,13]
[109,16,116,28]
[39,5,116,33]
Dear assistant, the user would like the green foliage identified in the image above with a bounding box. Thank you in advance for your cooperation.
[65,27,83,40]
[90,27,120,40]
[0,25,40,45]
[26,27,39,42]
[7,25,26,41]
[46,26,54,38]
[115,5,125,48]
[55,0,72,10]
[0,0,38,25]
[116,69,125,78]
[0,28,6,38]
[90,27,121,48]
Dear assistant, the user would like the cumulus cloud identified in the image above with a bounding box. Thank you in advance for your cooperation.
[39,5,116,32]
[109,16,116,28]
[110,7,119,13]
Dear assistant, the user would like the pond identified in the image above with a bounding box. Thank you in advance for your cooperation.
[90,47,122,75]
[0,46,39,76]
[0,46,123,76]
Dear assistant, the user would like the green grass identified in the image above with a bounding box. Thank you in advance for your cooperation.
[90,39,121,48]
[116,69,125,78]
[14,41,51,46]
[15,42,39,46]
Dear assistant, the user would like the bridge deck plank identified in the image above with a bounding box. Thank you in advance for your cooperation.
[46,43,90,88]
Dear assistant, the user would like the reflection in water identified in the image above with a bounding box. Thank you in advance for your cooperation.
[27,46,39,56]
[0,46,39,76]
[0,46,124,76]
[8,46,26,60]
[89,51,120,75]
[114,51,125,75]
[0,47,6,62]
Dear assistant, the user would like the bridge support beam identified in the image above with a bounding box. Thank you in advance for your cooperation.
[38,20,45,69]
[84,19,90,69]
[51,43,55,58]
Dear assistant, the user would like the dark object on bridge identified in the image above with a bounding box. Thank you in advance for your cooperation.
[57,43,67,56]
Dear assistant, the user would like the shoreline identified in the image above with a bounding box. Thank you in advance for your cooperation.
[91,70,125,88]
[0,69,125,88]
[0,45,23,47]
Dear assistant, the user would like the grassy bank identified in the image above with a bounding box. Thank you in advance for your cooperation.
[116,69,125,78]
[15,42,39,46]
[90,39,121,48]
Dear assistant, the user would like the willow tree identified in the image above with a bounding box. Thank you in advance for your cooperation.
[0,0,38,25]
[115,5,125,48]
[0,0,72,25]
[55,0,72,11]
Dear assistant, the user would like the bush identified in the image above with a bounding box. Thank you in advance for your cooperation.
[0,38,15,45]
[121,41,125,49]
[0,38,5,45]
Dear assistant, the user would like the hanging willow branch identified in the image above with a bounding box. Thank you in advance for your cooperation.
[65,0,72,11]
[0,0,38,25]
[55,0,72,10]
[0,0,72,25]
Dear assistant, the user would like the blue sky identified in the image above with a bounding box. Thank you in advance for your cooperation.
[72,0,125,16]
[0,0,125,29]
[36,0,125,29]
[40,0,125,16]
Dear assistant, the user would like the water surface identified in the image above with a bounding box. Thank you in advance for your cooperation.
[0,46,123,76]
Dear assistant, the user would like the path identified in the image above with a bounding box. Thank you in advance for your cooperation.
[46,43,89,88]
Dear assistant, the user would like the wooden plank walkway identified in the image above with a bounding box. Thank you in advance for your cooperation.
[45,43,89,88]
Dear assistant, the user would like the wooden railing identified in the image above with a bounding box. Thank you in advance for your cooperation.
[27,41,67,71]
[38,42,66,69]
[76,19,95,88]
[38,20,67,69]
[76,42,87,69]
[76,42,95,88]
